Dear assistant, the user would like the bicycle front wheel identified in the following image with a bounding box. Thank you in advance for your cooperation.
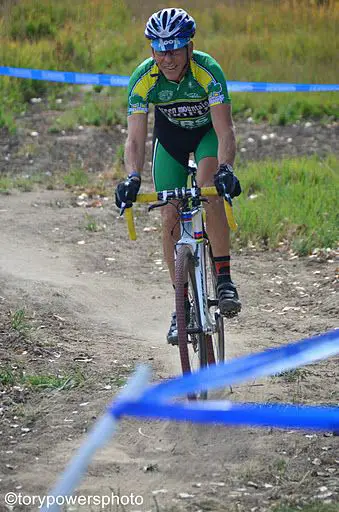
[175,244,208,399]
[206,244,225,364]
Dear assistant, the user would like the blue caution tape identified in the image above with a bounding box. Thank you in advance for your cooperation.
[41,366,151,512]
[44,331,338,507]
[0,66,130,87]
[136,329,339,402]
[1,66,339,92]
[108,330,339,431]
[119,401,339,431]
[229,81,339,92]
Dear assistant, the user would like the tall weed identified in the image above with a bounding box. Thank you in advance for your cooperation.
[233,154,338,254]
[0,0,338,130]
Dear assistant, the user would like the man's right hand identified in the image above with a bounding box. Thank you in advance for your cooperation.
[115,173,141,208]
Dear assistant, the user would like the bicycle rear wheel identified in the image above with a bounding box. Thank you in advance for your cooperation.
[175,244,208,399]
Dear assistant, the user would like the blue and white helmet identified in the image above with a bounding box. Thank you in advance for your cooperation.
[145,8,196,51]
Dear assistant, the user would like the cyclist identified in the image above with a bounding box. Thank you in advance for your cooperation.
[115,8,242,344]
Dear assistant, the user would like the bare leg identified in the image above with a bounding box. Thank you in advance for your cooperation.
[197,157,241,315]
[196,157,230,256]
[161,202,180,285]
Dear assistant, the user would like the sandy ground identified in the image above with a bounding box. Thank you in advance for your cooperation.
[0,101,338,511]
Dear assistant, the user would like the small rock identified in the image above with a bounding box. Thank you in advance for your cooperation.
[261,134,268,141]
[287,137,293,143]
[30,131,39,137]
[143,226,157,232]
[143,463,158,472]
[178,493,195,499]
[152,489,168,495]
[312,458,322,466]
[247,137,255,143]
[56,99,63,104]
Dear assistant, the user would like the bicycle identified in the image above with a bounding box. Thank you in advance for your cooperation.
[122,164,238,399]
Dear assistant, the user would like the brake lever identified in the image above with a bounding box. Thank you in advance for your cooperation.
[120,201,134,216]
[224,193,233,207]
[148,200,169,212]
[119,203,126,216]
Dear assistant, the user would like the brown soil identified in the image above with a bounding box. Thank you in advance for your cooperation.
[0,100,338,512]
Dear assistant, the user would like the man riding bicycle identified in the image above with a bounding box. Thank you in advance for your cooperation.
[115,8,242,344]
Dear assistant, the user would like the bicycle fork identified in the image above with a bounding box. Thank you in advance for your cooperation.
[176,207,214,335]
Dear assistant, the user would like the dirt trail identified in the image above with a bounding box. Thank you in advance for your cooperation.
[0,102,338,511]
[0,186,338,511]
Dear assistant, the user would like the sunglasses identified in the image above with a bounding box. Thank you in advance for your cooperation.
[153,47,187,58]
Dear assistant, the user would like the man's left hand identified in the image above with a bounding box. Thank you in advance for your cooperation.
[214,164,241,198]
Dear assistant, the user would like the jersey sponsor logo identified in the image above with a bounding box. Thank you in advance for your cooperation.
[157,100,209,119]
[209,94,225,105]
[129,93,147,108]
[129,106,148,114]
[185,92,201,99]
[158,90,174,101]
[169,114,210,129]
[207,82,224,105]
[207,81,223,95]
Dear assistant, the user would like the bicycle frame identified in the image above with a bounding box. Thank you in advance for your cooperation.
[123,169,238,338]
[176,192,215,336]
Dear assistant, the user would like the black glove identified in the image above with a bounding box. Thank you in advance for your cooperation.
[214,164,241,199]
[115,173,141,208]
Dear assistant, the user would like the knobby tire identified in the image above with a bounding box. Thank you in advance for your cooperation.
[175,244,208,399]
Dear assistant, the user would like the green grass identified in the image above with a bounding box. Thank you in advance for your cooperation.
[0,367,84,390]
[274,368,308,383]
[0,173,53,194]
[232,92,338,125]
[64,168,89,187]
[84,214,98,232]
[10,309,31,334]
[0,0,338,130]
[25,373,83,389]
[233,154,338,254]
[50,90,127,132]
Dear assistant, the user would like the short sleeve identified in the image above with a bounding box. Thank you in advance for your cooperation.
[127,66,149,116]
[191,52,231,107]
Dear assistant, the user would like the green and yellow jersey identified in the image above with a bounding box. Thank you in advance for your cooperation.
[127,50,231,130]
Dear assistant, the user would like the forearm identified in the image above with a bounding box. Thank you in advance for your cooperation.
[217,125,236,167]
[124,137,145,175]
